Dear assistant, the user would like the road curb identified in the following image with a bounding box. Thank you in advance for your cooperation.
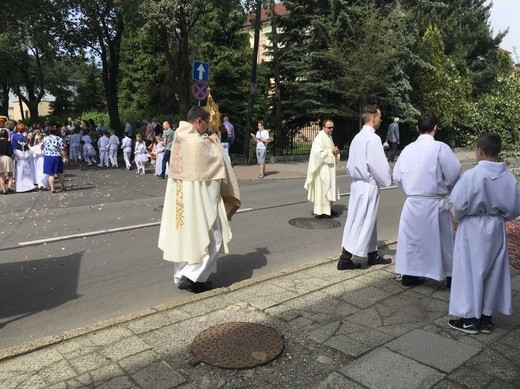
[0,240,396,362]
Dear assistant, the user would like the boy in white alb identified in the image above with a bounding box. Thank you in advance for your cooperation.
[97,131,110,167]
[121,132,132,170]
[448,132,520,334]
[108,129,120,168]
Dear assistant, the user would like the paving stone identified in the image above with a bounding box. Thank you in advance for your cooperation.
[0,348,63,372]
[465,348,520,381]
[385,329,481,373]
[127,313,169,334]
[100,336,152,361]
[67,373,93,387]
[46,383,67,389]
[89,326,134,346]
[485,379,520,389]
[0,371,32,389]
[341,285,392,308]
[54,337,98,359]
[165,309,194,324]
[302,263,362,283]
[96,375,135,389]
[90,364,127,385]
[39,359,78,385]
[269,272,332,294]
[316,372,365,388]
[341,327,394,349]
[222,283,299,309]
[12,373,47,389]
[340,348,445,389]
[447,366,495,388]
[324,334,372,357]
[69,352,112,374]
[431,379,466,388]
[308,321,341,343]
[118,350,160,374]
[131,360,186,389]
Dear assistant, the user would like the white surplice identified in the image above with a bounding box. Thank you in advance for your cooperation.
[341,125,391,257]
[304,130,340,216]
[393,134,462,280]
[449,161,520,318]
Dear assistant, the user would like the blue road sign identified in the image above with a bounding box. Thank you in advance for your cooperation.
[192,82,208,101]
[192,61,209,82]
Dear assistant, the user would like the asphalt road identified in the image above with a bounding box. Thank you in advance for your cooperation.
[0,163,446,349]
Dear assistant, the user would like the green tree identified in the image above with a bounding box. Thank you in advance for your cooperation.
[411,26,472,144]
[0,0,66,122]
[60,0,140,132]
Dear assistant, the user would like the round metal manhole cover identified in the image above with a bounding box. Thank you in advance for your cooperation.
[191,322,284,369]
[289,217,341,229]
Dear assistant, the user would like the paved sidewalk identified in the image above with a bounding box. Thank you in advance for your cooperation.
[231,148,477,181]
[1,242,520,389]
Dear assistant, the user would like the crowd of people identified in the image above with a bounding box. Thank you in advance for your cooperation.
[304,105,520,336]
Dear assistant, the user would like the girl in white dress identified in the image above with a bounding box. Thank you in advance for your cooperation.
[29,132,49,190]
[154,135,165,176]
[14,141,35,192]
[134,134,148,174]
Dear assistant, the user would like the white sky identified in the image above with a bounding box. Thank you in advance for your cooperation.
[488,0,520,62]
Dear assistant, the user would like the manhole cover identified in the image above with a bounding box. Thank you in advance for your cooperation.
[289,217,341,229]
[191,322,284,369]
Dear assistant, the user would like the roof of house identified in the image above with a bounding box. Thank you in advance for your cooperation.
[244,2,288,27]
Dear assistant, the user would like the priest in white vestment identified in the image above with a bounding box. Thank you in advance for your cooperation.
[158,106,241,294]
[393,113,462,287]
[304,119,340,218]
[448,132,520,334]
[338,105,392,270]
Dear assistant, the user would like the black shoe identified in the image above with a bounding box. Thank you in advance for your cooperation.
[401,275,425,287]
[479,315,493,334]
[446,277,452,290]
[322,214,333,219]
[367,255,392,266]
[159,175,165,179]
[330,210,339,217]
[183,279,213,294]
[448,318,479,335]
[314,214,325,219]
[337,258,361,270]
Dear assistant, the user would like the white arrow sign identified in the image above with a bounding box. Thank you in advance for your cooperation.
[197,64,206,80]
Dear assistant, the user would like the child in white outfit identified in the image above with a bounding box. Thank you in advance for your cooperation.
[82,140,97,166]
[97,132,110,167]
[121,132,132,170]
[108,129,120,168]
[134,134,148,174]
[154,135,165,176]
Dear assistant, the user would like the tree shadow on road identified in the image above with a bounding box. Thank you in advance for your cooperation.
[0,252,83,329]
[211,248,268,287]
